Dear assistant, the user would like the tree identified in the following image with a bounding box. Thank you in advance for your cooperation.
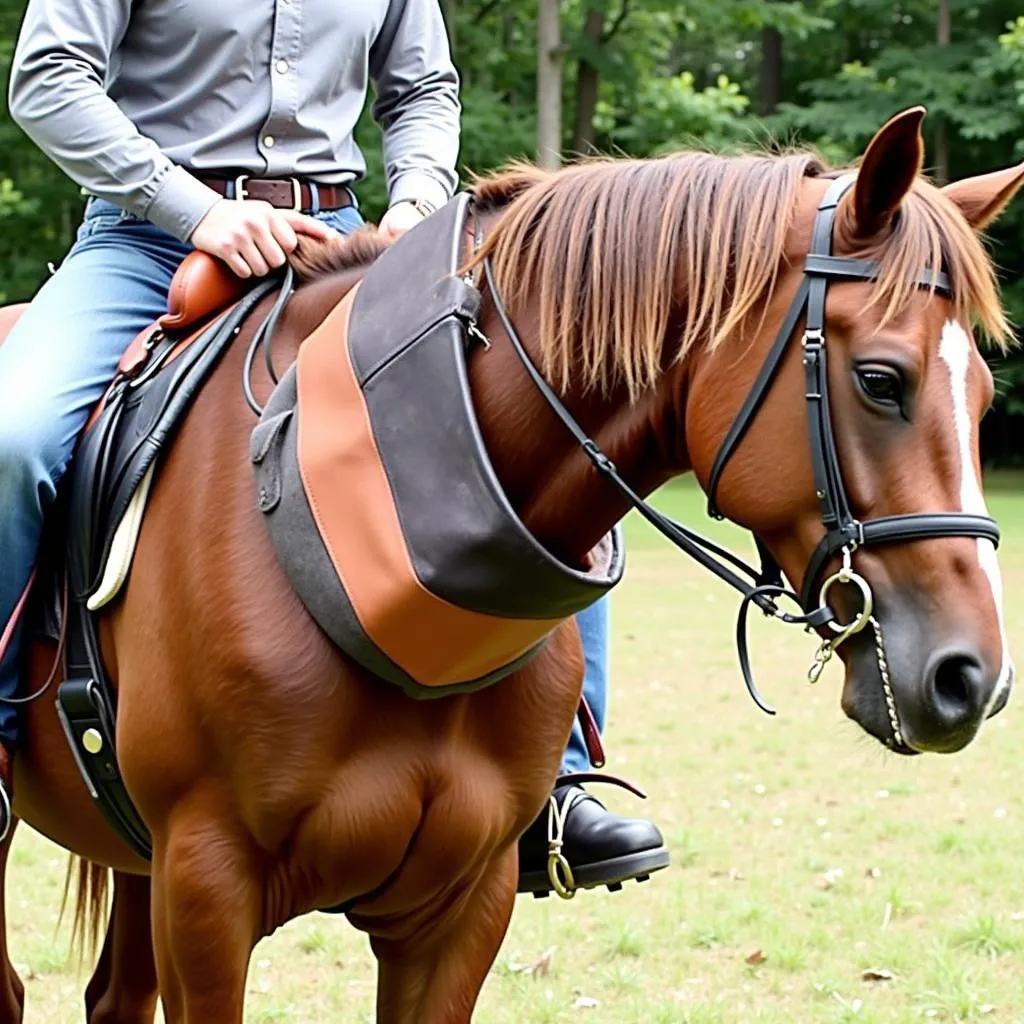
[537,0,563,168]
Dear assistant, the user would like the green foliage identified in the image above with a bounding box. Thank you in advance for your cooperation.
[3,0,1024,454]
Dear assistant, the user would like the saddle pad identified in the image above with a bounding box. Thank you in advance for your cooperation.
[253,194,623,697]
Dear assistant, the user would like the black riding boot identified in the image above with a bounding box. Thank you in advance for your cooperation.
[517,781,669,897]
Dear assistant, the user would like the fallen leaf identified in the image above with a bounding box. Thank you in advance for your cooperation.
[745,949,767,965]
[860,968,895,983]
[507,946,557,977]
[572,996,600,1009]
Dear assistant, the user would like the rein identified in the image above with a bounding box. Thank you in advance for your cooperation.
[477,174,1001,741]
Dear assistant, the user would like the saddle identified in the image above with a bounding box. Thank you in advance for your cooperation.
[8,198,618,862]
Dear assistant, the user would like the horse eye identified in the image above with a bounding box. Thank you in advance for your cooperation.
[857,368,902,406]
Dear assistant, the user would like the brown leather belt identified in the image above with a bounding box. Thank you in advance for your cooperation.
[199,175,354,212]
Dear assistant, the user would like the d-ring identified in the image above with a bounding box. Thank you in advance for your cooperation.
[818,566,873,640]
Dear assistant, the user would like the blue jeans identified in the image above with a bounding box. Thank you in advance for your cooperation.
[563,597,609,774]
[0,196,612,773]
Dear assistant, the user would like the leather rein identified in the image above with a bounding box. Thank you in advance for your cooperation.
[476,174,1001,725]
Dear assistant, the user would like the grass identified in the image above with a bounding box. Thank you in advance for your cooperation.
[8,474,1024,1022]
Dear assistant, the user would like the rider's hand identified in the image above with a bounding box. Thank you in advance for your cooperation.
[190,199,337,279]
[378,201,428,242]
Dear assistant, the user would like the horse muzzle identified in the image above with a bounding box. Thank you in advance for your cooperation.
[840,608,1013,754]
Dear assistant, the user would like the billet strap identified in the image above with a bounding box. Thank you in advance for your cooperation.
[576,696,606,769]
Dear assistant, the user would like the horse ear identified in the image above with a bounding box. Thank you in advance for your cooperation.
[850,107,926,238]
[942,163,1024,231]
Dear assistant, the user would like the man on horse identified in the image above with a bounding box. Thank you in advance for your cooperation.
[0,0,665,895]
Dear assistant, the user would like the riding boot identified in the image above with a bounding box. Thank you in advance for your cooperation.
[517,782,669,897]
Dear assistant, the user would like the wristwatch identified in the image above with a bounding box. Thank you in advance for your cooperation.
[408,198,437,219]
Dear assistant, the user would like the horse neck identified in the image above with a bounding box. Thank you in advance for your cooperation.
[469,295,689,568]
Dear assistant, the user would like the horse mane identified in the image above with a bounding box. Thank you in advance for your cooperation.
[289,225,391,282]
[470,152,1009,401]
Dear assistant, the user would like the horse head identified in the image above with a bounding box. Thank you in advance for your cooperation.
[685,108,1020,753]
[474,108,1021,755]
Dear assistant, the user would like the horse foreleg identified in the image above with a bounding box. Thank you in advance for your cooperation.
[84,872,158,1024]
[150,808,259,1024]
[0,818,24,1024]
[367,849,518,1024]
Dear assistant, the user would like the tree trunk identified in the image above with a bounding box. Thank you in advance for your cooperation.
[760,26,782,116]
[934,0,951,183]
[537,0,563,169]
[571,9,606,155]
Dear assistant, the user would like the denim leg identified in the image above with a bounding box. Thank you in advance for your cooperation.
[561,596,610,773]
[316,205,364,235]
[0,205,191,750]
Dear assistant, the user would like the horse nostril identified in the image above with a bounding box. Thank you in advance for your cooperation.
[928,653,983,723]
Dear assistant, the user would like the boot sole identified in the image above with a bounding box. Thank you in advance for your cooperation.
[517,845,670,897]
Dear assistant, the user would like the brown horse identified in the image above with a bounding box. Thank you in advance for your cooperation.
[3,106,1021,1022]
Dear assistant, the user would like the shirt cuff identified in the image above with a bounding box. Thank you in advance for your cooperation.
[143,165,223,243]
[389,172,452,214]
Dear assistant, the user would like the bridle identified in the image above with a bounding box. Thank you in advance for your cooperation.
[476,173,1000,740]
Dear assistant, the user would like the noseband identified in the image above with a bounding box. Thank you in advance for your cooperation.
[478,174,1000,737]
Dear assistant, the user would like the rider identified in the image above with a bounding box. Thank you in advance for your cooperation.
[1,0,666,895]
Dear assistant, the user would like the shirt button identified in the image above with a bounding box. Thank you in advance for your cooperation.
[263,135,276,148]
[275,59,289,74]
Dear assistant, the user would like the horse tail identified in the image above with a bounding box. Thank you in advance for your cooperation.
[58,855,109,964]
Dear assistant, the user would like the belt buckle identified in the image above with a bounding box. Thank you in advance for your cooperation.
[233,174,303,210]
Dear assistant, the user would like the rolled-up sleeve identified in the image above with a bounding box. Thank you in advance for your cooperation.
[9,0,220,240]
[369,0,461,212]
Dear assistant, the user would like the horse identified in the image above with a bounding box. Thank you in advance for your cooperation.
[1,105,1019,1023]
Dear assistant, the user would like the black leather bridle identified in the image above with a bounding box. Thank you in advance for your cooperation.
[477,173,1000,716]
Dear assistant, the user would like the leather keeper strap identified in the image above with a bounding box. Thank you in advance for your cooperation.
[199,176,354,212]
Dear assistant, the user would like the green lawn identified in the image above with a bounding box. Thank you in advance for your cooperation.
[8,476,1024,1022]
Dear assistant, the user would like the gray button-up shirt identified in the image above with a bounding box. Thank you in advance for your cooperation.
[8,0,461,242]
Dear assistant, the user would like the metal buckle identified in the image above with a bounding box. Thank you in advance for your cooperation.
[233,175,303,211]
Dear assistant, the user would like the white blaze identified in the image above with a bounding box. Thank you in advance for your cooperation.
[938,320,1012,710]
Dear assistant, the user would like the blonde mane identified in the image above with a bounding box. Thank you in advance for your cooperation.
[470,152,1009,401]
